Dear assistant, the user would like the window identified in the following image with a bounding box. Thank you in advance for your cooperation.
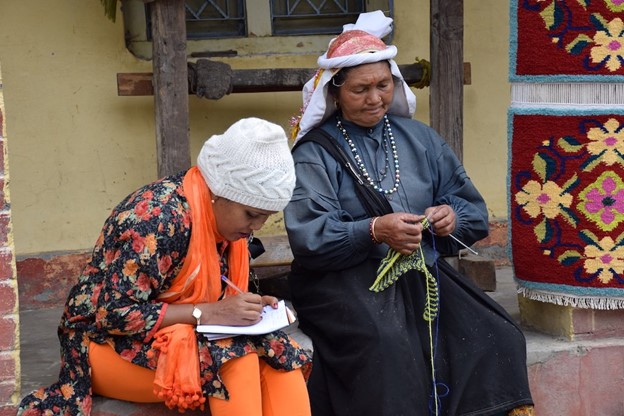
[123,0,392,59]
[272,0,368,37]
[169,0,247,39]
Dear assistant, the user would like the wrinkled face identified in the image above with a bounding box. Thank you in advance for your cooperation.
[211,197,276,241]
[335,62,394,127]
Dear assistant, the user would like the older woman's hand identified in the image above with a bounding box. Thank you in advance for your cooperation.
[424,205,456,237]
[373,212,426,255]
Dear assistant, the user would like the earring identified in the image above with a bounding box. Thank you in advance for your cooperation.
[211,199,215,204]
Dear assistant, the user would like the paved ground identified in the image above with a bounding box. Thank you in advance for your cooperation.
[19,267,624,415]
[18,267,518,396]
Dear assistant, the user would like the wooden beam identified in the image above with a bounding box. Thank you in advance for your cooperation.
[430,0,464,161]
[116,62,461,96]
[118,63,471,97]
[151,0,191,178]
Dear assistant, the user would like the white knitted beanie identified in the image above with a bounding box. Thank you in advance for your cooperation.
[197,118,296,211]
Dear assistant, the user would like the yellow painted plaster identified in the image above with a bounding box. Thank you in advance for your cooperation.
[0,1,511,255]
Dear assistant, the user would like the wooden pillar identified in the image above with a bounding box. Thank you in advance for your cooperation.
[430,0,464,161]
[150,0,191,177]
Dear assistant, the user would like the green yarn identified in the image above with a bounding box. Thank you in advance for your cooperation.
[369,218,439,322]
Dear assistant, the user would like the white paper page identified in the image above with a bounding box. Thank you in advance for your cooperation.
[197,300,295,340]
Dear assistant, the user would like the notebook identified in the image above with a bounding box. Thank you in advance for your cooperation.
[197,300,296,340]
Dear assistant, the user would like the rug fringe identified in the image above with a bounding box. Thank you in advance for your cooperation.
[518,287,624,310]
[511,83,624,107]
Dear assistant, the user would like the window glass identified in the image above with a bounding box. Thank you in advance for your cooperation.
[124,0,392,58]
[270,0,365,36]
[147,0,247,39]
[186,0,246,39]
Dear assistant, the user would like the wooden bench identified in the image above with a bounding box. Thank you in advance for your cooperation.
[249,234,294,299]
[251,235,497,294]
[250,234,293,269]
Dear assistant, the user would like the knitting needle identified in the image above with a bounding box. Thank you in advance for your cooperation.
[447,233,479,256]
[425,210,479,256]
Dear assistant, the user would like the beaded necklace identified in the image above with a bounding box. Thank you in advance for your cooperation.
[336,114,400,196]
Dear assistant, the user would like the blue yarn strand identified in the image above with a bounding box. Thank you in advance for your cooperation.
[427,224,449,416]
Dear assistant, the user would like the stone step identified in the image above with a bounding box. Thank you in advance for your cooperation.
[90,399,204,416]
[18,267,624,415]
[525,331,624,416]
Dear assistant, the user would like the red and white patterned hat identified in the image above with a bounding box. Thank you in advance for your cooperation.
[292,10,416,143]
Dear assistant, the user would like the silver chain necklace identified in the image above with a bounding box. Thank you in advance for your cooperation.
[336,115,401,196]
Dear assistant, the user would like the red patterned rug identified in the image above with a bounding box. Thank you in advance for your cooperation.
[509,110,624,308]
[511,0,624,80]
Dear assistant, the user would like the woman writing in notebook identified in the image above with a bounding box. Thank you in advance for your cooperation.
[18,118,312,416]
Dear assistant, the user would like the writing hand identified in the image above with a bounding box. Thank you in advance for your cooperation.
[207,292,266,326]
[261,295,279,309]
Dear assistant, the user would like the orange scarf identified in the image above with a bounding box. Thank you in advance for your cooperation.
[149,167,249,412]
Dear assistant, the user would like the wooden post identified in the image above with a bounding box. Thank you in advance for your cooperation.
[430,0,464,161]
[150,0,191,177]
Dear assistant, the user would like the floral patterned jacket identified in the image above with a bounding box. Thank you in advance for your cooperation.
[18,171,311,416]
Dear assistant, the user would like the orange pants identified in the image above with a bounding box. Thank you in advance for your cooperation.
[89,341,310,416]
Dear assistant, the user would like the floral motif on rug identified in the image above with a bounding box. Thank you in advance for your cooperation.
[510,0,624,81]
[509,109,624,308]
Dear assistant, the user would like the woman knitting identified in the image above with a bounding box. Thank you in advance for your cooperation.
[284,11,534,416]
[18,118,312,416]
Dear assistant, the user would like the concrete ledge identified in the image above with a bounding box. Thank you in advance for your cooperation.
[526,331,624,415]
[91,398,205,416]
[519,296,624,340]
[22,306,624,416]
[19,266,624,415]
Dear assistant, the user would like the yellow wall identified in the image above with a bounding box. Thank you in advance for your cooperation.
[464,2,511,220]
[0,1,510,256]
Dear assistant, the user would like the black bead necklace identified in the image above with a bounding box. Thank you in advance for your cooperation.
[336,115,401,196]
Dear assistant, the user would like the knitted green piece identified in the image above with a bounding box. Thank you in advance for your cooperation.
[368,218,439,321]
[422,265,439,322]
[370,248,418,292]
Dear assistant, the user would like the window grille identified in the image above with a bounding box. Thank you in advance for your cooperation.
[145,0,392,39]
[147,0,247,39]
[270,0,365,36]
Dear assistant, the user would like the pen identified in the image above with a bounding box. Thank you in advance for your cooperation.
[221,275,245,294]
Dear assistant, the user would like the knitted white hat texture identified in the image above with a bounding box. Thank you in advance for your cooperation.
[197,118,296,211]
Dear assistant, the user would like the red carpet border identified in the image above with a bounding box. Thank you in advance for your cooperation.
[510,0,624,81]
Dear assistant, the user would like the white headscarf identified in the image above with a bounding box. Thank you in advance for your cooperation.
[292,10,417,143]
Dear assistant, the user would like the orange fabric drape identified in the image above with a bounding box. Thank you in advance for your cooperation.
[148,166,250,412]
[158,166,249,303]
